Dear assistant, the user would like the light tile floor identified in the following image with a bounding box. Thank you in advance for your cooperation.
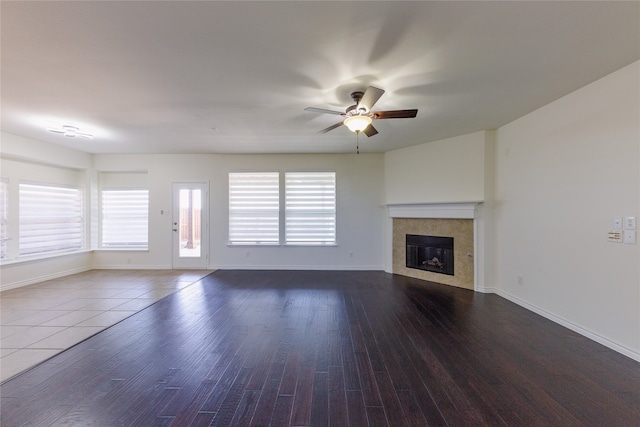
[0,269,212,382]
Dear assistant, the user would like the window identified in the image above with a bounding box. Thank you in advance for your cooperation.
[0,179,7,259]
[19,182,84,256]
[285,172,336,245]
[228,172,279,245]
[101,189,149,248]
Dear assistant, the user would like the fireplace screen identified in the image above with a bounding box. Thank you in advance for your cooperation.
[406,234,454,275]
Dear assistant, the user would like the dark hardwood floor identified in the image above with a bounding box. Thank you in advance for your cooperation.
[1,270,638,426]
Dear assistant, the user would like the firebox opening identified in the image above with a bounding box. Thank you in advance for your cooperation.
[406,234,454,276]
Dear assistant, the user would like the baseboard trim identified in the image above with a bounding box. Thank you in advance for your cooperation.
[496,289,640,362]
[209,264,385,271]
[1,266,93,291]
[475,286,496,294]
[94,264,172,270]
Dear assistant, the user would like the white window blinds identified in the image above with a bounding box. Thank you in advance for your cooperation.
[229,172,279,245]
[0,179,8,259]
[285,172,336,245]
[19,182,84,256]
[101,189,149,248]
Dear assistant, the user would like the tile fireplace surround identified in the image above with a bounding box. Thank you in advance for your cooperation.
[386,202,481,291]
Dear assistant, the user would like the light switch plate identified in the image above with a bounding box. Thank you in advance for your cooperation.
[623,230,636,244]
[624,216,636,230]
[613,216,623,230]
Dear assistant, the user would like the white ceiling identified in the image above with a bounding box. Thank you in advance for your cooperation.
[2,1,639,155]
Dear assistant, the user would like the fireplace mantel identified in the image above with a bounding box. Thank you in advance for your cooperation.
[384,201,487,292]
[386,202,482,219]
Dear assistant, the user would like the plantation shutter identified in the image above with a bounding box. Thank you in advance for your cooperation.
[101,189,149,248]
[228,172,280,244]
[19,182,84,255]
[285,172,336,245]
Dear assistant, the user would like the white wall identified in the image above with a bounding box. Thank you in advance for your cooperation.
[476,131,496,292]
[384,131,488,204]
[1,252,93,291]
[92,153,386,270]
[494,61,640,359]
[0,133,94,289]
[0,132,92,170]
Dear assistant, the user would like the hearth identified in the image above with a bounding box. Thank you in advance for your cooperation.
[406,234,454,276]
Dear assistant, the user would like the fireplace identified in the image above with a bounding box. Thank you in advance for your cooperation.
[388,204,477,290]
[406,234,454,276]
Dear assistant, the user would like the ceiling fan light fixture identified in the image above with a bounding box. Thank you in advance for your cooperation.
[47,125,93,139]
[306,86,416,136]
[344,115,372,133]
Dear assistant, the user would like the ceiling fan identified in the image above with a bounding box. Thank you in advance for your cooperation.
[305,86,417,137]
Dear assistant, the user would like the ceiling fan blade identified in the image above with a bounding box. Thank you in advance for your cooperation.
[363,124,378,137]
[358,86,385,111]
[318,122,344,134]
[372,109,418,119]
[305,107,345,116]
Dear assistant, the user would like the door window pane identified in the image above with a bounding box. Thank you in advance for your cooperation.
[178,189,201,257]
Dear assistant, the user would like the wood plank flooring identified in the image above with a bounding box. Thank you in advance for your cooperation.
[1,270,638,426]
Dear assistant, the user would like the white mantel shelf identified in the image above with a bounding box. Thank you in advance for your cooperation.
[386,202,482,219]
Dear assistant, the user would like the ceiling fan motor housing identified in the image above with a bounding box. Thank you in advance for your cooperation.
[351,91,364,103]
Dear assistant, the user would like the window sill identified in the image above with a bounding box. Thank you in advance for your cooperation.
[95,247,149,252]
[284,243,338,247]
[227,242,280,247]
[226,242,338,247]
[0,249,92,267]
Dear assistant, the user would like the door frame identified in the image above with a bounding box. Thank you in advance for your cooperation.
[171,181,209,269]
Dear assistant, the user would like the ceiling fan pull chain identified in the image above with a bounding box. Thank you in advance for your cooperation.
[356,131,360,154]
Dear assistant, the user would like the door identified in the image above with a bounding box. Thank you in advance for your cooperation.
[172,182,209,269]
